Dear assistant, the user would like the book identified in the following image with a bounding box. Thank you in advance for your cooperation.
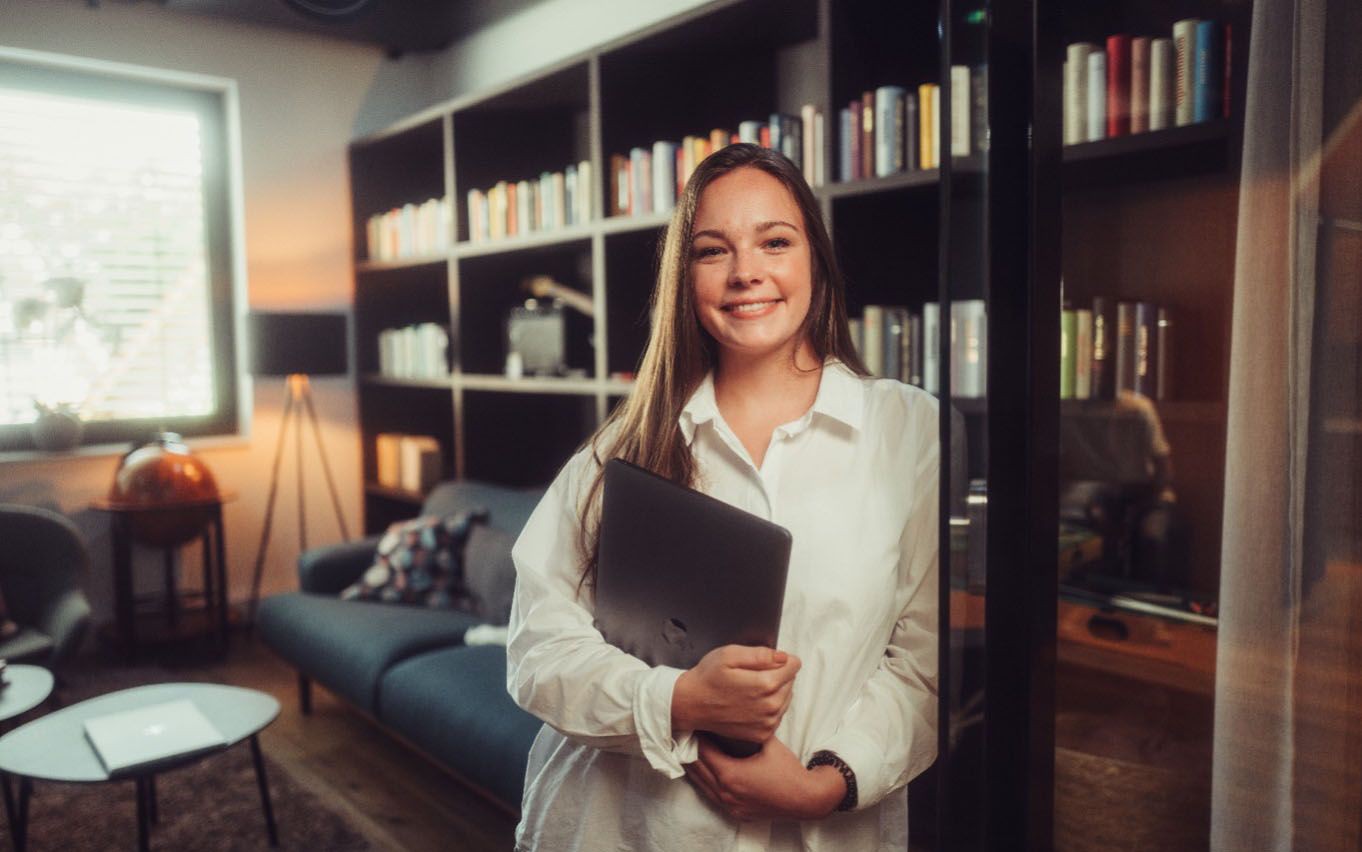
[1149,37,1174,130]
[1064,42,1094,144]
[1156,307,1172,400]
[813,110,825,187]
[1173,18,1199,126]
[862,305,885,376]
[1090,297,1114,400]
[907,313,923,386]
[918,83,938,169]
[875,86,907,176]
[552,171,566,230]
[1194,20,1219,122]
[1105,35,1131,138]
[652,141,677,213]
[738,120,762,145]
[923,302,941,394]
[905,93,920,171]
[971,64,988,153]
[860,91,875,178]
[1086,51,1107,142]
[953,300,987,398]
[563,167,576,228]
[802,104,818,182]
[1074,308,1093,399]
[1114,301,1138,393]
[951,65,972,156]
[1134,301,1159,399]
[376,433,403,488]
[1060,307,1076,399]
[399,435,443,494]
[1130,37,1150,134]
[849,99,863,180]
[610,153,630,217]
[884,307,908,381]
[629,148,650,216]
[838,108,854,182]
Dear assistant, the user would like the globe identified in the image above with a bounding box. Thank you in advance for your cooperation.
[107,432,221,547]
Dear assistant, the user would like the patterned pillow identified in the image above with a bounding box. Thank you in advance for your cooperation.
[341,509,488,608]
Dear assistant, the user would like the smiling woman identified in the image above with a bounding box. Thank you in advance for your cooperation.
[505,144,940,852]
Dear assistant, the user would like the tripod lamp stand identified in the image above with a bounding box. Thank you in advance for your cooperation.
[246,311,350,625]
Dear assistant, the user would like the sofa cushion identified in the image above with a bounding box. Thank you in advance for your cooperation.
[422,482,544,539]
[256,592,481,714]
[463,524,517,625]
[341,510,487,609]
[0,627,54,664]
[377,644,542,808]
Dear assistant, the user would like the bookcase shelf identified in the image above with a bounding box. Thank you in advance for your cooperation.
[454,226,594,260]
[360,374,453,390]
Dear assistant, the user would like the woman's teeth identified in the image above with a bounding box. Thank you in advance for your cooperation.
[727,301,776,313]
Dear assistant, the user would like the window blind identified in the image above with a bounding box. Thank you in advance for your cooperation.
[0,85,218,428]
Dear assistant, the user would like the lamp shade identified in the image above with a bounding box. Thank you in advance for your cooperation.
[248,311,349,377]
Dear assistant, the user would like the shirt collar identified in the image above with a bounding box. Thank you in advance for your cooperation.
[677,359,865,445]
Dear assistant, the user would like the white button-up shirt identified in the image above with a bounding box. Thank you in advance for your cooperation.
[507,360,939,851]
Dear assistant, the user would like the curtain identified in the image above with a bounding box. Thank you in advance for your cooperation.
[1213,0,1362,848]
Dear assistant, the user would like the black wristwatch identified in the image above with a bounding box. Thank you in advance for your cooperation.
[806,750,858,812]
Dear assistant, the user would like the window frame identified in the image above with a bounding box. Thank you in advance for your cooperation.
[0,46,247,456]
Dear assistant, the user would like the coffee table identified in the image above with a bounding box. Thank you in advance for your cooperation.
[0,682,280,852]
[0,666,54,725]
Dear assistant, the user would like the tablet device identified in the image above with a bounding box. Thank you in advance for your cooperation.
[595,458,792,757]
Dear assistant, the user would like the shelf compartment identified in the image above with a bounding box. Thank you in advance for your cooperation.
[831,188,942,311]
[456,244,596,376]
[360,374,453,390]
[462,391,597,487]
[1062,120,1232,187]
[350,117,447,264]
[354,265,454,375]
[602,228,662,377]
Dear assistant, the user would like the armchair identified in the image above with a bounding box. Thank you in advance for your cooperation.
[0,505,94,672]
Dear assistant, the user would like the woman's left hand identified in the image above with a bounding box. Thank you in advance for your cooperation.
[684,735,846,822]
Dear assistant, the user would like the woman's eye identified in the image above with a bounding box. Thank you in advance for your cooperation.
[693,246,723,259]
[765,238,790,249]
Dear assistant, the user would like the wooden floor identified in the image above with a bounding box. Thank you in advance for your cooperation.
[166,630,519,852]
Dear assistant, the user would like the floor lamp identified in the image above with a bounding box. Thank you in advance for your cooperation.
[246,311,350,626]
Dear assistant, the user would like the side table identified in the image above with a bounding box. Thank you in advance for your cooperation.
[0,665,55,842]
[91,496,235,661]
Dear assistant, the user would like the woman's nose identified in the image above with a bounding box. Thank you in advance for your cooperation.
[729,247,763,287]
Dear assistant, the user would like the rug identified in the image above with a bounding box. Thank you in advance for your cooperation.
[8,663,374,852]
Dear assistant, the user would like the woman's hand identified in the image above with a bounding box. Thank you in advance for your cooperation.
[672,645,800,743]
[684,736,846,821]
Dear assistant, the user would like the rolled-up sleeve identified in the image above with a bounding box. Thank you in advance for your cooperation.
[810,431,940,810]
[506,451,699,778]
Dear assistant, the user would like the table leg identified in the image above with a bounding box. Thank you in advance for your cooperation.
[213,509,229,654]
[112,515,137,661]
[148,774,158,824]
[135,777,150,852]
[17,776,31,852]
[2,773,16,852]
[201,526,217,644]
[249,735,278,847]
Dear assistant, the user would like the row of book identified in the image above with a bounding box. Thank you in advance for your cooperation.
[1060,299,1170,400]
[848,300,987,398]
[365,197,452,262]
[375,433,443,494]
[609,108,826,217]
[466,161,595,244]
[1064,18,1230,145]
[838,67,985,181]
[378,323,449,380]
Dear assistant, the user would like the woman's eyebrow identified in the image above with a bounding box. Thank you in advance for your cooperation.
[692,221,800,241]
[756,220,800,232]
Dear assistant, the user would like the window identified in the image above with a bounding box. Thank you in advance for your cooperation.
[0,52,241,452]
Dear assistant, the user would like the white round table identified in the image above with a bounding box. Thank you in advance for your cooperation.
[0,666,54,725]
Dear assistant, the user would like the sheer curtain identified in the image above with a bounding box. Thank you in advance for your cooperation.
[1213,0,1362,847]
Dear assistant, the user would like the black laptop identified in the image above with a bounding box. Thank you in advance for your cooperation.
[595,458,792,756]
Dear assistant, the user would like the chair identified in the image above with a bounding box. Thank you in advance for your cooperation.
[0,505,93,673]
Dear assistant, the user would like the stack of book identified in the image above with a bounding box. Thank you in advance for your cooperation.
[1063,18,1230,145]
[848,300,987,398]
[837,67,986,181]
[466,161,594,243]
[375,433,443,494]
[1060,299,1171,400]
[366,197,452,262]
[609,106,825,218]
[378,323,449,380]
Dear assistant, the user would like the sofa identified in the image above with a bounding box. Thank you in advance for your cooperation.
[256,481,547,811]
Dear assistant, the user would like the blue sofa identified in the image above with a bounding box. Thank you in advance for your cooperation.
[256,481,547,810]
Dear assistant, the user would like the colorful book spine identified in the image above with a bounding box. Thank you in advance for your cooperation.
[918,83,938,168]
[802,104,817,182]
[1090,297,1113,400]
[738,120,762,145]
[813,110,825,187]
[1106,35,1131,138]
[860,91,875,178]
[1086,51,1107,141]
[923,302,941,395]
[1065,43,1094,144]
[862,305,885,376]
[1149,37,1174,130]
[839,108,854,182]
[652,141,677,213]
[1130,37,1150,134]
[951,65,972,157]
[875,86,907,176]
[1156,307,1172,400]
[1194,20,1219,122]
[1060,307,1076,399]
[905,93,920,171]
[1075,308,1093,399]
[1173,18,1199,126]
[1115,301,1138,394]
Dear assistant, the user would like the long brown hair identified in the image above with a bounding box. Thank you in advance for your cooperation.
[575,143,866,590]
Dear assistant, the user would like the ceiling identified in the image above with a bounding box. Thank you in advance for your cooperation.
[123,0,545,56]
